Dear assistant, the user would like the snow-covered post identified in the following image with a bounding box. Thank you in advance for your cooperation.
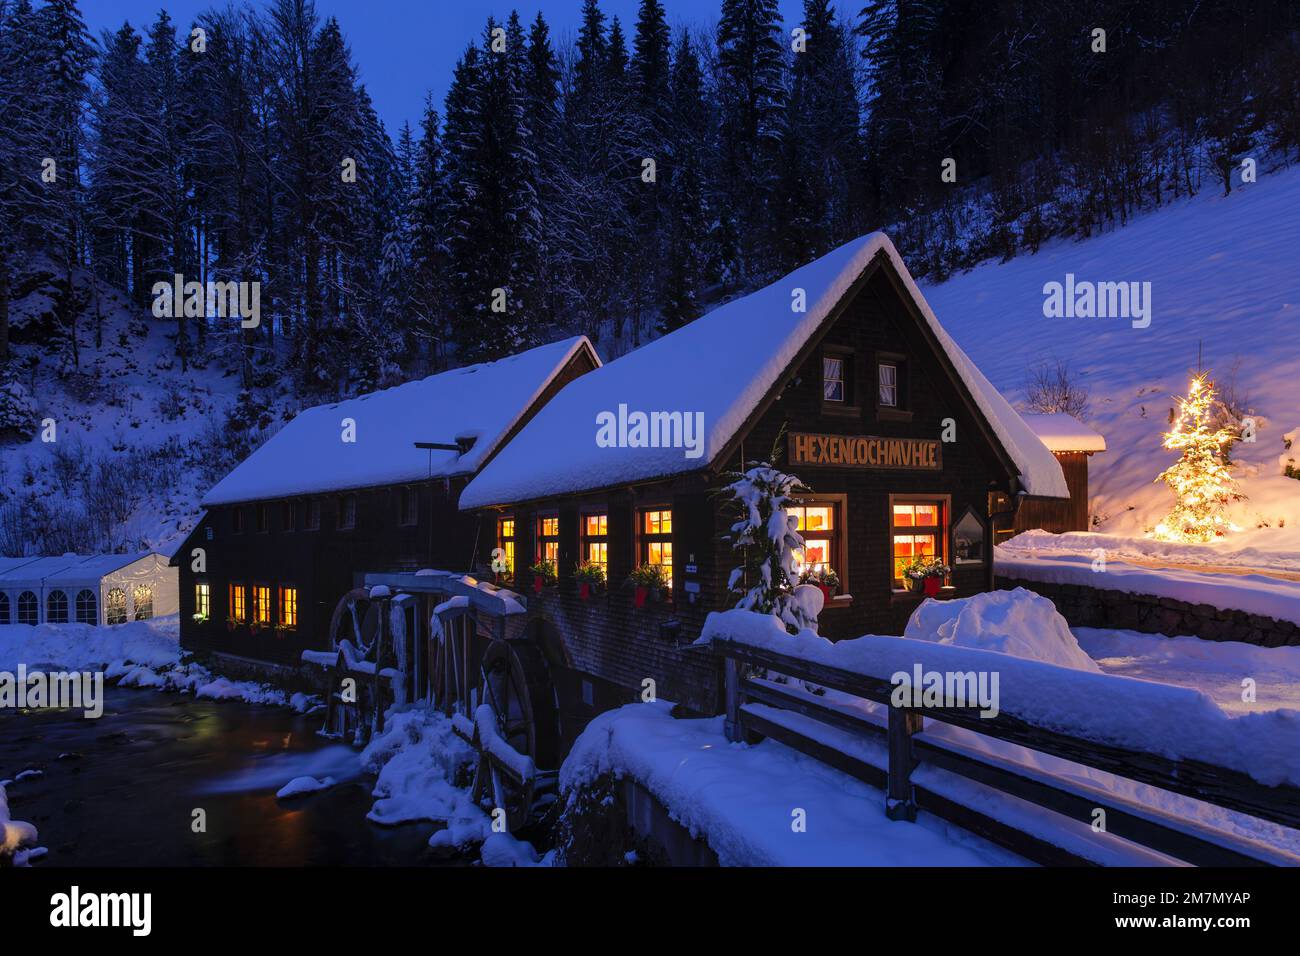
[718,452,818,634]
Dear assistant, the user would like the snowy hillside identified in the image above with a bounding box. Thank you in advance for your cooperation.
[924,162,1300,559]
[0,261,293,556]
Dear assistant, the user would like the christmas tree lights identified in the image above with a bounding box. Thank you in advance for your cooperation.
[1152,373,1242,543]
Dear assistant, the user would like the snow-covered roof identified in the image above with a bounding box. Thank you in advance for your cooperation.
[43,553,155,583]
[0,553,158,587]
[461,233,1068,508]
[1020,413,1107,453]
[202,336,598,507]
[0,556,88,588]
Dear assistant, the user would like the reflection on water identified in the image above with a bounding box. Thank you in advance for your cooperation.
[0,686,444,866]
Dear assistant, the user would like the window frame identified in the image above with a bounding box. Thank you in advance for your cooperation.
[46,589,69,624]
[281,500,296,532]
[17,590,38,625]
[337,494,357,531]
[876,351,911,422]
[252,583,272,626]
[254,502,269,534]
[229,582,247,623]
[821,347,859,416]
[581,511,609,572]
[638,506,674,590]
[279,585,298,629]
[75,588,96,624]
[0,591,8,624]
[535,513,560,566]
[888,494,950,591]
[231,506,245,534]
[790,494,849,597]
[397,486,419,527]
[133,584,154,621]
[105,587,128,625]
[195,582,211,618]
[496,515,516,582]
[304,498,321,531]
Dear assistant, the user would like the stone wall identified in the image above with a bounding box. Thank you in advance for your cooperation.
[995,576,1300,648]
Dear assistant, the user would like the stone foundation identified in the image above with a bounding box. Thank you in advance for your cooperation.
[995,576,1300,647]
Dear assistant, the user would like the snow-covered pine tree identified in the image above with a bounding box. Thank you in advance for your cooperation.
[720,452,819,634]
[715,0,786,285]
[1153,372,1244,543]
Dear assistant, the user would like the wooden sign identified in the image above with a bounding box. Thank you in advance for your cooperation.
[789,431,942,471]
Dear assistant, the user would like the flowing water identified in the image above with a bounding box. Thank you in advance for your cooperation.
[0,686,444,866]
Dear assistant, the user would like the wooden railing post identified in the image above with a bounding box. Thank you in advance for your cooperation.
[723,654,742,743]
[886,707,923,822]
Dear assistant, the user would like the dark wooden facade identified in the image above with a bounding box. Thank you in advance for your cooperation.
[1009,451,1092,535]
[469,252,1039,741]
[173,346,598,667]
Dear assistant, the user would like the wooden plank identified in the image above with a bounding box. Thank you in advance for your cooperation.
[717,639,1300,831]
[739,708,886,790]
[723,656,742,743]
[886,707,923,821]
[742,678,886,740]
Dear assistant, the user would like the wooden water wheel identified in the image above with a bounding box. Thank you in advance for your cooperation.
[470,639,560,832]
[321,587,386,745]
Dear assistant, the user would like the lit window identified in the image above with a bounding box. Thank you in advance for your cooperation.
[230,583,247,622]
[253,585,272,625]
[823,355,846,403]
[46,590,68,623]
[279,586,297,627]
[641,509,673,587]
[790,502,840,581]
[537,515,560,564]
[105,588,127,625]
[133,584,153,620]
[195,583,210,618]
[497,517,515,580]
[891,500,945,587]
[879,363,899,407]
[75,589,96,624]
[583,513,608,569]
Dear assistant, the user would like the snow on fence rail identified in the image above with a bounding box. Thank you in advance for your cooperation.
[702,609,1300,866]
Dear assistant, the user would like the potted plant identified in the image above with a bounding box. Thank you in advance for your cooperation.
[902,556,950,597]
[574,561,606,601]
[528,559,557,594]
[193,612,209,625]
[273,622,292,639]
[628,564,670,609]
[799,566,840,604]
[225,615,239,633]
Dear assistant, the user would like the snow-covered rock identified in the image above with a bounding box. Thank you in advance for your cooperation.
[276,776,335,799]
[0,783,38,867]
[903,587,1101,672]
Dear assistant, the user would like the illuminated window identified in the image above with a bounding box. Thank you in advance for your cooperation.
[790,502,841,582]
[230,582,247,622]
[641,509,673,588]
[46,590,68,623]
[279,586,297,627]
[253,585,272,625]
[823,355,845,402]
[75,589,97,624]
[105,588,127,625]
[891,499,946,587]
[133,584,153,620]
[583,513,608,570]
[537,515,559,564]
[497,517,515,580]
[195,583,210,618]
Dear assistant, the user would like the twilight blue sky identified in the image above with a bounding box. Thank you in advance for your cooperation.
[83,0,816,136]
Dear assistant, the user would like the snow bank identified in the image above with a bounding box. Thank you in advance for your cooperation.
[904,587,1100,672]
[0,616,180,672]
[996,546,1300,626]
[0,783,38,866]
[702,608,1300,787]
[1001,529,1300,575]
[560,700,1019,866]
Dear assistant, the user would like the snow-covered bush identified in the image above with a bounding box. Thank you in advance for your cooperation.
[718,451,818,634]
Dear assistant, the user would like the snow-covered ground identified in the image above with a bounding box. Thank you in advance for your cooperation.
[0,615,316,711]
[924,162,1300,557]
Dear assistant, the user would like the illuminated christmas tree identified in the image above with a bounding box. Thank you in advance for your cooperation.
[1153,373,1242,542]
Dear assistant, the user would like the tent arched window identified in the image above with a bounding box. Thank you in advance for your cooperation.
[133,584,153,621]
[75,589,97,624]
[0,591,9,624]
[106,588,128,625]
[17,590,38,625]
[47,590,69,624]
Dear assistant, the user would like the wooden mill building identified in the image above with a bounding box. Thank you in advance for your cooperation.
[457,232,1072,729]
[172,337,600,673]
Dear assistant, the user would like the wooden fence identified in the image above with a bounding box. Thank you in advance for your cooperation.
[715,637,1300,866]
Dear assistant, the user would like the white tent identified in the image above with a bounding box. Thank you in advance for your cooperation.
[0,553,178,626]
